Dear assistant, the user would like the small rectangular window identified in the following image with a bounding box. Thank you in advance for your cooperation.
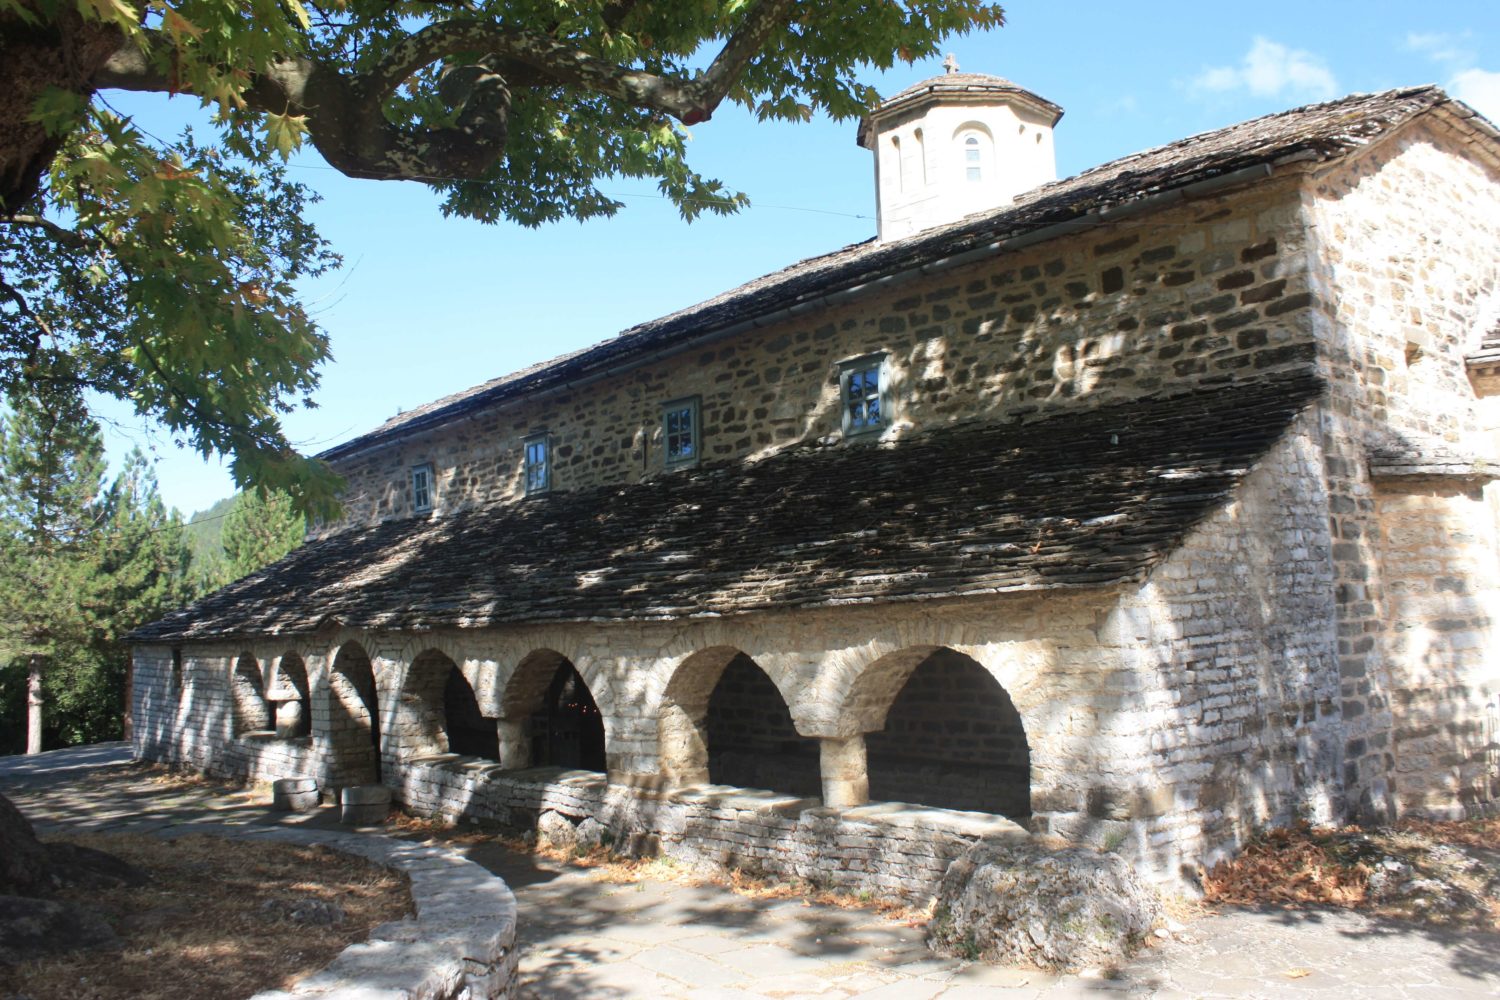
[411,463,433,513]
[663,397,701,469]
[524,435,550,495]
[839,354,889,438]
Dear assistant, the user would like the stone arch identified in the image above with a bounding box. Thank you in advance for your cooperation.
[500,649,605,772]
[659,646,742,784]
[394,648,498,761]
[659,645,819,797]
[268,652,311,737]
[230,653,272,735]
[854,646,1031,817]
[327,641,381,785]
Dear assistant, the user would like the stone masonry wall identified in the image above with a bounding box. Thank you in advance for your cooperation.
[1373,479,1500,814]
[1304,119,1500,820]
[133,645,347,789]
[1082,415,1344,878]
[324,177,1318,531]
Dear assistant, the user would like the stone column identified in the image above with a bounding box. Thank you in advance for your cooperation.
[820,734,869,809]
[497,719,531,770]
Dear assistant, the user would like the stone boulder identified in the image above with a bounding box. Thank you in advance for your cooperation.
[575,817,610,851]
[1,791,146,896]
[928,840,1162,972]
[0,894,120,965]
[537,810,578,850]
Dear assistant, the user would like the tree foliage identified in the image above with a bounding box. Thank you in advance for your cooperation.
[1,0,1004,514]
[0,383,192,752]
[208,488,305,589]
[0,380,109,672]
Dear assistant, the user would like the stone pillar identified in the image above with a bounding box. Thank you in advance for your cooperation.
[497,719,531,770]
[820,734,869,809]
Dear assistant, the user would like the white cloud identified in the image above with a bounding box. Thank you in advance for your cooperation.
[1405,31,1477,69]
[1404,29,1500,122]
[1451,68,1500,122]
[1191,37,1339,103]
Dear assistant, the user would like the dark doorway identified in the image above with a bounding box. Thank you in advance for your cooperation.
[865,648,1029,816]
[531,664,606,772]
[445,666,499,760]
[704,653,820,797]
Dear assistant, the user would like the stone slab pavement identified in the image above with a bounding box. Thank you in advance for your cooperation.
[4,745,1498,1000]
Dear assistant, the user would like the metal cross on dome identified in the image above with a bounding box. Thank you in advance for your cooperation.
[943,53,960,74]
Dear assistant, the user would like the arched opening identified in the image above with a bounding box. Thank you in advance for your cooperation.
[329,642,381,784]
[502,650,605,772]
[230,654,273,735]
[270,653,311,738]
[954,124,993,185]
[394,649,499,761]
[445,665,499,760]
[861,648,1030,817]
[659,647,819,798]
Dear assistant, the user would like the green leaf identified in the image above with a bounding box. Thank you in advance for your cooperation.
[28,88,89,138]
[262,112,308,161]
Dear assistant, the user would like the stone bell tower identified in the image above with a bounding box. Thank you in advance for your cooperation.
[857,56,1064,242]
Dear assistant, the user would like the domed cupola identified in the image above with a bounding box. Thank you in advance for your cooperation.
[857,56,1064,242]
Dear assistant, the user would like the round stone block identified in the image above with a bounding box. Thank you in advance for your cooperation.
[272,777,320,813]
[340,784,392,826]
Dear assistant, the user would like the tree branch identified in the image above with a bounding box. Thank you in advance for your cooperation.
[94,0,798,180]
[3,215,94,251]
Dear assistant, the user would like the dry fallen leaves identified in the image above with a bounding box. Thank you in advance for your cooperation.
[9,833,412,1000]
[1202,819,1498,931]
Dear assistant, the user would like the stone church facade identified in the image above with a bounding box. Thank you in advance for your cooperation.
[130,76,1500,892]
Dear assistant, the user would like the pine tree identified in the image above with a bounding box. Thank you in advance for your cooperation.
[218,489,305,586]
[69,449,196,745]
[0,382,108,754]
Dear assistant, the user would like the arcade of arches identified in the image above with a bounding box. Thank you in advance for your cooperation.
[208,640,1034,820]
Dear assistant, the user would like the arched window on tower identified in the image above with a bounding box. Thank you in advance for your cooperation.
[963,134,983,182]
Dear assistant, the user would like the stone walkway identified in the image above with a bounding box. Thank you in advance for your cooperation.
[3,746,1498,1000]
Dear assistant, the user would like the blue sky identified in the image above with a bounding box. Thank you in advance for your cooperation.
[94,1,1500,515]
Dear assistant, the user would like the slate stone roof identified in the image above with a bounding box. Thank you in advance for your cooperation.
[134,371,1325,643]
[1367,428,1495,480]
[1466,319,1500,368]
[321,85,1480,463]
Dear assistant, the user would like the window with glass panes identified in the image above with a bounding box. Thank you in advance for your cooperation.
[663,397,700,468]
[524,436,550,494]
[839,355,887,437]
[964,134,982,182]
[411,464,433,512]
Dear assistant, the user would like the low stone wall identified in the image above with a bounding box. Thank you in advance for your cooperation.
[196,826,521,1000]
[388,754,1029,901]
[215,733,321,786]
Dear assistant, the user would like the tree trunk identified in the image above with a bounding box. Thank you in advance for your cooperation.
[25,653,43,755]
[0,5,124,212]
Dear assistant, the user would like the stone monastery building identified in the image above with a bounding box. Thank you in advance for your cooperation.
[131,71,1500,891]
